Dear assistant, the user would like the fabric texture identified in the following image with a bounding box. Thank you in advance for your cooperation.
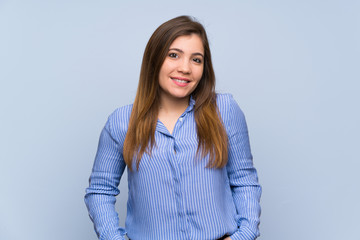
[85,93,261,240]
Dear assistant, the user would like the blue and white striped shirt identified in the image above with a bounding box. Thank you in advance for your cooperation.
[85,93,261,240]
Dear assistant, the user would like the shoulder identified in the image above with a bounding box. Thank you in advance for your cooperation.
[107,104,133,125]
[215,93,247,135]
[105,104,133,142]
[216,93,245,118]
[215,93,235,108]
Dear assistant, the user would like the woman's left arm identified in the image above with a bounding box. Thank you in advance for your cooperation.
[223,95,262,240]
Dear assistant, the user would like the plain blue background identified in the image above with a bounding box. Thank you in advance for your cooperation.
[1,0,359,239]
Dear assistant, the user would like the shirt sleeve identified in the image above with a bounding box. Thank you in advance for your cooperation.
[224,95,262,240]
[84,113,127,240]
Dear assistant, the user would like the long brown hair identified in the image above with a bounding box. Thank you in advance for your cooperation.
[123,16,228,171]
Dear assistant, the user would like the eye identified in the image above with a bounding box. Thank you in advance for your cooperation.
[168,52,178,58]
[193,58,202,64]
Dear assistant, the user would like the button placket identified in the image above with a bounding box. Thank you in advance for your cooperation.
[168,131,190,238]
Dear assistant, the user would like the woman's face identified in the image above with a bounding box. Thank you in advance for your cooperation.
[158,34,204,103]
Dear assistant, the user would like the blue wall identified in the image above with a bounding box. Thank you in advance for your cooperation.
[1,1,359,239]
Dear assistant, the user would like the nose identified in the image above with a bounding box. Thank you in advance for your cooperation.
[177,59,191,74]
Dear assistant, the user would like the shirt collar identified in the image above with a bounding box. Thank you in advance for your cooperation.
[156,96,195,136]
[185,95,195,114]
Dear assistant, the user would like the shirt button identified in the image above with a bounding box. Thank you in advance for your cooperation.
[179,118,183,122]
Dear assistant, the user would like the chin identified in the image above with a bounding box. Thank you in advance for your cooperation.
[175,92,192,99]
[168,91,190,99]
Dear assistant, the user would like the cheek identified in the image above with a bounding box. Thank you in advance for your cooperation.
[159,64,170,82]
[159,60,170,76]
[159,66,166,78]
[195,66,204,81]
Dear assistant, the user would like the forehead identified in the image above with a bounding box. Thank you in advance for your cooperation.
[169,34,204,53]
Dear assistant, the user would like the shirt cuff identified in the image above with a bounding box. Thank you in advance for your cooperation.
[230,227,258,240]
[103,229,127,240]
[110,234,126,240]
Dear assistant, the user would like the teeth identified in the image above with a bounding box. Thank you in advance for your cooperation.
[173,78,188,83]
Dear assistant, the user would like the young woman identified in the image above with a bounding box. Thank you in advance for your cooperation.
[85,16,261,240]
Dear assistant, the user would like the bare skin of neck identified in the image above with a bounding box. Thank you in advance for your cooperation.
[158,93,189,135]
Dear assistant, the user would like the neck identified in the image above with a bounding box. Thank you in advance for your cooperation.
[159,93,190,115]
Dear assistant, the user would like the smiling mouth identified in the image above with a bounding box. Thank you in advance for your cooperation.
[171,77,190,83]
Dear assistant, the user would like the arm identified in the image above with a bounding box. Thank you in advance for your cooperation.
[84,114,127,240]
[225,96,262,240]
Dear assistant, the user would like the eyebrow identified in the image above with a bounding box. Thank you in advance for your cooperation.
[169,48,204,58]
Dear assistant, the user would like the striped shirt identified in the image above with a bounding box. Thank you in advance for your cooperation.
[85,93,261,240]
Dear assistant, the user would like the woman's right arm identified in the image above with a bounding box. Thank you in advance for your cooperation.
[84,112,128,240]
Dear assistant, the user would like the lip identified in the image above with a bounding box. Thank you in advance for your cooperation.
[171,77,190,87]
[171,76,190,81]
